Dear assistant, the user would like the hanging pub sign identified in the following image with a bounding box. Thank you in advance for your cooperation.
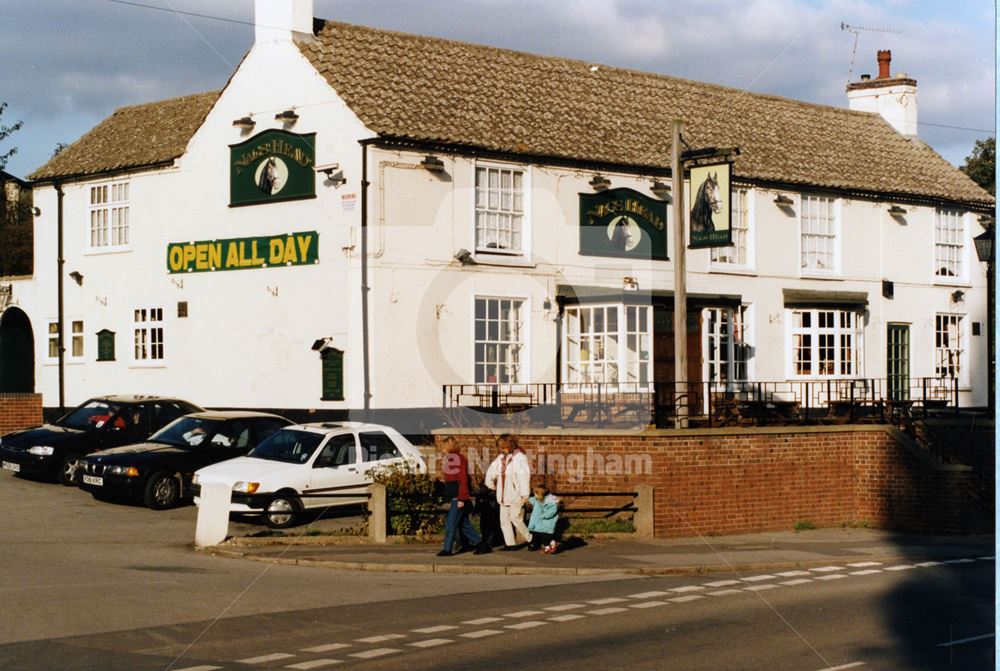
[166,231,319,273]
[688,162,733,248]
[230,129,316,207]
[579,188,669,260]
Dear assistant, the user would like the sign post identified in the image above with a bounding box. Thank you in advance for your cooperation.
[671,121,688,428]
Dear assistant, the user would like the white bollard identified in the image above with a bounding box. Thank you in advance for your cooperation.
[195,482,232,549]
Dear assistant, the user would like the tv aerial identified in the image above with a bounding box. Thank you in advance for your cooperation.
[841,22,903,83]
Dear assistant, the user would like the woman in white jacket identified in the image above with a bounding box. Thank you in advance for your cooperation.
[484,433,533,550]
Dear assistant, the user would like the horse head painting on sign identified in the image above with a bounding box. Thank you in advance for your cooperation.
[690,172,722,232]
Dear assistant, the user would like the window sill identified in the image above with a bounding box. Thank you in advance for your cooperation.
[84,247,132,256]
[472,253,535,269]
[709,265,756,276]
[933,278,972,288]
[799,270,843,281]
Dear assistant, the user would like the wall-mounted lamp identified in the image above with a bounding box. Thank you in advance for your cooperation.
[623,276,639,292]
[888,205,907,216]
[31,206,41,217]
[543,298,553,311]
[650,180,672,201]
[454,248,475,266]
[773,194,794,207]
[420,155,445,172]
[951,290,965,303]
[232,116,255,130]
[68,271,83,286]
[311,337,333,352]
[589,174,612,191]
[316,163,346,185]
[274,109,299,124]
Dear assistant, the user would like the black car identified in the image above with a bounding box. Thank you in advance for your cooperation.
[77,411,292,509]
[0,396,203,485]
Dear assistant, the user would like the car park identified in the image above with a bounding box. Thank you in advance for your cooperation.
[0,396,203,485]
[77,411,292,509]
[192,422,426,528]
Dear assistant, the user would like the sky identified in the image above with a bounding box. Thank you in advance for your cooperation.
[1,0,995,179]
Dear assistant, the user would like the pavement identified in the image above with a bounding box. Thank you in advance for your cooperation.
[203,528,996,576]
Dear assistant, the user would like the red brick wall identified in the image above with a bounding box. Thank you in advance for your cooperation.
[434,427,971,538]
[0,393,43,434]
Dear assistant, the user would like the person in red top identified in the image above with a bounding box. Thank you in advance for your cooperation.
[438,437,481,557]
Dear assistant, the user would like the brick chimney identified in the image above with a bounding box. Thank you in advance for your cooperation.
[847,50,918,137]
[255,0,313,44]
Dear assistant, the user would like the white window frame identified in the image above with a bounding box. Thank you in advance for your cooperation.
[562,303,653,388]
[785,308,863,379]
[703,305,751,386]
[472,162,531,262]
[934,313,968,387]
[132,306,164,365]
[933,209,968,283]
[710,188,754,271]
[45,319,59,363]
[472,296,528,384]
[799,194,841,276]
[44,318,85,363]
[87,180,131,253]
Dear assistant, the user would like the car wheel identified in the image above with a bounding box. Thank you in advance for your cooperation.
[263,493,301,529]
[144,472,181,510]
[57,454,83,486]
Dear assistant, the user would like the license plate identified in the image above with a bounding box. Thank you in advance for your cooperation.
[2,461,19,473]
[82,474,103,486]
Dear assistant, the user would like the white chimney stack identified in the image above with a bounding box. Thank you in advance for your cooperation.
[846,50,918,137]
[255,0,313,44]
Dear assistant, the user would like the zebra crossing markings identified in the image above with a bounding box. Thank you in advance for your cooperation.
[506,621,548,630]
[587,607,629,615]
[408,639,454,648]
[587,597,628,604]
[776,570,811,577]
[630,600,668,608]
[172,666,222,671]
[462,616,504,625]
[780,579,813,586]
[745,584,779,591]
[349,648,400,659]
[286,660,343,669]
[301,644,351,653]
[504,610,545,618]
[708,589,744,596]
[847,562,882,568]
[810,566,844,573]
[460,629,504,639]
[669,595,704,603]
[815,574,848,581]
[849,569,881,576]
[544,603,585,611]
[411,625,458,634]
[237,653,295,664]
[628,591,669,599]
[549,613,586,622]
[704,580,742,587]
[742,574,776,582]
[884,565,916,571]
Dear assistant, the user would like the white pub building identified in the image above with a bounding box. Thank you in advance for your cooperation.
[0,0,992,431]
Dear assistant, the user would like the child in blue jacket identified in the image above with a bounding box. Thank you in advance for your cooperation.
[526,484,560,554]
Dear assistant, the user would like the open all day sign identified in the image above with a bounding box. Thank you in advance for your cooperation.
[166,231,319,273]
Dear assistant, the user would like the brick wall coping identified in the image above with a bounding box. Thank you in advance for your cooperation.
[0,393,42,399]
[433,424,971,473]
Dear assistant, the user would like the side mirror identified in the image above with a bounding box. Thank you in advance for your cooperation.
[313,457,332,469]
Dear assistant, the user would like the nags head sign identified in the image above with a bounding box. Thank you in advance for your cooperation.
[579,188,668,260]
[167,231,319,273]
[230,129,316,207]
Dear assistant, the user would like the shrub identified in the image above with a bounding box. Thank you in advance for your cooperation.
[793,520,816,532]
[369,461,445,536]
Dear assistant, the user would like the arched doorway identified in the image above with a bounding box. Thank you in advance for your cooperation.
[0,307,35,393]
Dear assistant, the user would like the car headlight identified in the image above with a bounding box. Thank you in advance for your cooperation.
[110,465,139,477]
[232,481,260,494]
[191,474,200,486]
[28,446,55,456]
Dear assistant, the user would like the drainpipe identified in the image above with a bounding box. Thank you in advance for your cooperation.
[55,182,65,413]
[359,140,373,418]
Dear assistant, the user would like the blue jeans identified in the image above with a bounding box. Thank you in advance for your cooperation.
[443,499,481,552]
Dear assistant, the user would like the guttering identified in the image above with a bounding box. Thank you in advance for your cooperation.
[56,182,65,413]
[369,136,994,215]
[359,138,375,418]
[28,161,178,188]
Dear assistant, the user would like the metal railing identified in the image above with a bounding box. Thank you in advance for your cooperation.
[442,377,961,428]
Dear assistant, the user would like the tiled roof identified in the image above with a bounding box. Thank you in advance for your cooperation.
[299,20,992,209]
[29,91,220,182]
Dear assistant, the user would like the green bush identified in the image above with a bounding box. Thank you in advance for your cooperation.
[793,520,816,532]
[369,461,445,536]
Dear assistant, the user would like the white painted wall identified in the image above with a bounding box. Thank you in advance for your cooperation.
[6,42,987,415]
